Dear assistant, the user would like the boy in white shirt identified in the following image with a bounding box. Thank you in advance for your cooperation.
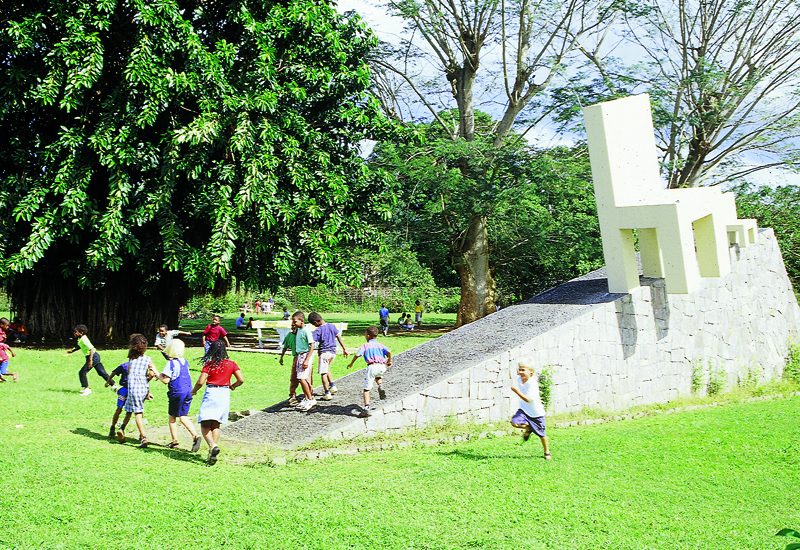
[510,359,552,460]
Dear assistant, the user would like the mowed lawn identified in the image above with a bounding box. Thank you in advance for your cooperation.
[0,315,798,549]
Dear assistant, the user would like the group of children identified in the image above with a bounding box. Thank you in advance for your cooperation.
[69,323,243,465]
[0,317,19,382]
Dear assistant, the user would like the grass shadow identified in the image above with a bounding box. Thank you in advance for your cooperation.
[435,448,549,461]
[71,428,208,464]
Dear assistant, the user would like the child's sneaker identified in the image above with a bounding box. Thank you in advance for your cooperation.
[287,396,298,406]
[378,386,386,400]
[108,426,116,438]
[300,399,317,411]
[329,384,338,394]
[115,429,126,443]
[321,392,333,401]
[207,446,220,466]
[191,436,202,453]
[358,405,372,418]
[294,398,307,409]
[79,388,92,396]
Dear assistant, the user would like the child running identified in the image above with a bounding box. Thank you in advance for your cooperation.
[105,361,132,441]
[191,340,244,465]
[279,312,316,411]
[309,312,348,401]
[510,359,552,460]
[154,325,191,360]
[124,334,158,448]
[154,339,202,452]
[202,315,231,353]
[346,326,391,417]
[67,324,110,396]
[0,319,18,382]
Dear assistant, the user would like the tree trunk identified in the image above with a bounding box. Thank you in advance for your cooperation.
[9,269,192,344]
[454,214,496,327]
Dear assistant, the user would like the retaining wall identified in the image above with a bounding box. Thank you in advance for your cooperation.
[327,228,799,440]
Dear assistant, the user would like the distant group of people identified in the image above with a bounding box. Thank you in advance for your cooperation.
[242,297,274,315]
[379,300,423,335]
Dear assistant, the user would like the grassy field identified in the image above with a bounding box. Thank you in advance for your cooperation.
[1,313,798,549]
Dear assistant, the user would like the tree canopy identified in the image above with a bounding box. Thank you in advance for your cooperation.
[0,0,397,339]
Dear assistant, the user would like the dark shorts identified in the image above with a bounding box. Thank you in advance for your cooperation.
[168,392,193,418]
[511,409,546,437]
[116,387,128,409]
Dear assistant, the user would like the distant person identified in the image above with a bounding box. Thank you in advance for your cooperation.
[236,313,247,329]
[267,297,274,313]
[399,314,414,331]
[153,339,202,452]
[0,319,18,382]
[243,301,250,314]
[246,317,254,329]
[282,306,290,320]
[67,324,110,396]
[202,315,231,353]
[378,303,390,337]
[154,325,191,360]
[309,311,348,400]
[8,317,27,343]
[415,300,424,327]
[105,361,132,442]
[124,334,159,448]
[192,340,243,465]
[279,311,316,411]
[510,359,551,460]
[254,299,261,315]
[346,326,391,417]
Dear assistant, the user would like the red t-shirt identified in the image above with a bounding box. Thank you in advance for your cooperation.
[204,324,227,341]
[202,359,240,387]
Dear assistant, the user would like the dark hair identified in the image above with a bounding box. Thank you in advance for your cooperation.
[159,324,168,330]
[201,339,228,367]
[74,324,88,335]
[128,333,148,359]
[366,326,379,338]
[0,317,8,325]
[308,311,322,324]
[291,311,305,322]
[240,313,245,318]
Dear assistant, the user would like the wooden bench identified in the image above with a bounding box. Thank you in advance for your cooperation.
[249,321,348,349]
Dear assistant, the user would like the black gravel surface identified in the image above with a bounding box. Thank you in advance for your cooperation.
[224,268,627,448]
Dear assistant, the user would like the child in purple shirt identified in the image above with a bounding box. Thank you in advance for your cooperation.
[346,326,391,417]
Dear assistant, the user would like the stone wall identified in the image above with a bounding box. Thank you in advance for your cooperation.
[326,229,799,441]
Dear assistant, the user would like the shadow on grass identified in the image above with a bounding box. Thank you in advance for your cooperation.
[434,448,548,461]
[71,428,207,464]
[261,402,366,418]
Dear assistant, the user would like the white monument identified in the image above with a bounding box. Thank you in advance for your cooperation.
[583,94,758,294]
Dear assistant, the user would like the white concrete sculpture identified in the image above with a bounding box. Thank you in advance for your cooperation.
[583,94,758,294]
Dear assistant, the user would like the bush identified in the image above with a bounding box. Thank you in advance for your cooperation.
[784,340,800,383]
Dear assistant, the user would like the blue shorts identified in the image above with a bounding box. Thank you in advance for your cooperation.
[168,392,193,418]
[511,409,546,437]
[0,361,8,375]
[116,387,128,409]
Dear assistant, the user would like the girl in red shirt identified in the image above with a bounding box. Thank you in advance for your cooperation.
[191,340,244,465]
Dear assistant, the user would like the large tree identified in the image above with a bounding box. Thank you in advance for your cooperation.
[0,0,396,341]
[368,0,617,325]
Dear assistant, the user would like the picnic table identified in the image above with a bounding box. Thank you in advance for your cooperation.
[249,321,348,349]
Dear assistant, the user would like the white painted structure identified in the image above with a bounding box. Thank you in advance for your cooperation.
[583,94,758,294]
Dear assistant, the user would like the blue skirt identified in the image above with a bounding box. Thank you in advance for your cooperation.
[197,386,230,424]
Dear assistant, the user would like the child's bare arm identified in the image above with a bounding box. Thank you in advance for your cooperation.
[279,347,288,365]
[346,355,358,369]
[191,372,209,396]
[230,369,244,390]
[511,386,531,402]
[336,334,348,358]
[386,350,392,367]
[223,335,231,347]
[105,373,116,387]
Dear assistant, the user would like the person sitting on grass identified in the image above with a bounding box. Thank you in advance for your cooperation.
[510,359,551,460]
[124,334,159,448]
[153,339,202,452]
[105,361,132,441]
[192,339,244,466]
[399,314,414,331]
[346,326,391,418]
[236,313,247,329]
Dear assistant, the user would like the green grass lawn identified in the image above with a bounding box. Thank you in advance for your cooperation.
[1,316,798,549]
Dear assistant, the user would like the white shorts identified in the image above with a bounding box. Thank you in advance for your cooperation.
[415,312,422,322]
[363,363,387,391]
[318,352,336,375]
[296,352,314,381]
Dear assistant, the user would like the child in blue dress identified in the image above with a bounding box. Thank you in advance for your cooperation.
[105,361,132,441]
[153,339,202,452]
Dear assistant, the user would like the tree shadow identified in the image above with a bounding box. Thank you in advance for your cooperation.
[71,428,207,464]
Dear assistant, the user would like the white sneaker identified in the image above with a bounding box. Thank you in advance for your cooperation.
[329,384,338,394]
[79,388,92,396]
[300,399,317,411]
[294,398,307,409]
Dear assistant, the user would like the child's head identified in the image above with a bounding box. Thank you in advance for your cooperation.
[308,311,323,327]
[239,313,245,319]
[416,299,420,305]
[517,359,535,381]
[365,326,379,340]
[0,317,8,330]
[283,306,288,312]
[211,315,221,326]
[291,311,305,329]
[74,324,88,336]
[164,339,185,359]
[158,324,169,337]
[203,339,228,366]
[128,333,148,360]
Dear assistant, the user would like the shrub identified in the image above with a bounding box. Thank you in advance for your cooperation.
[784,340,800,383]
[707,362,726,396]
[691,359,704,394]
[538,366,554,411]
